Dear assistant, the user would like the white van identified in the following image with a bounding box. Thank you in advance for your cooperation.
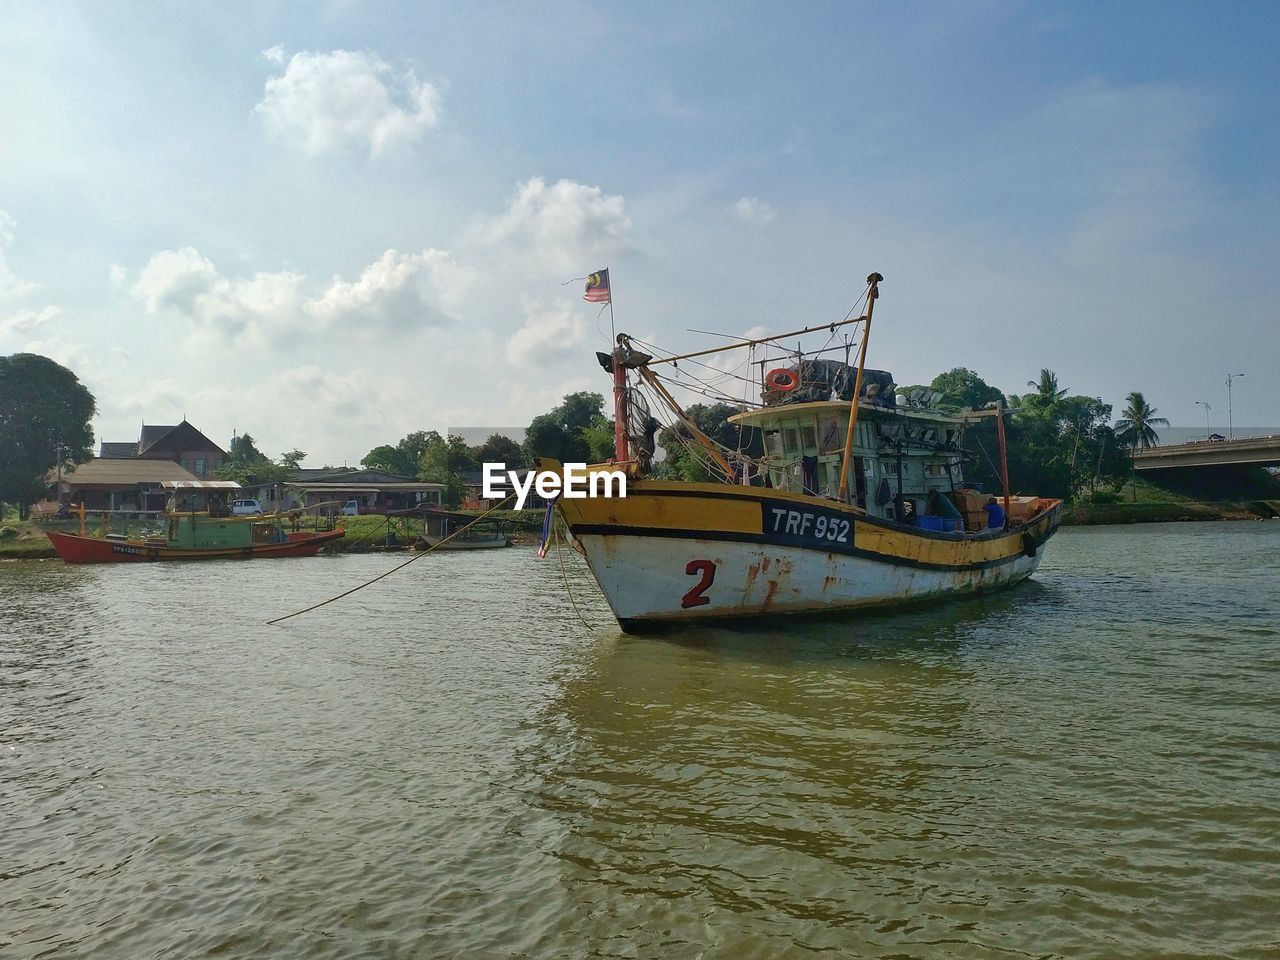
[341,499,361,516]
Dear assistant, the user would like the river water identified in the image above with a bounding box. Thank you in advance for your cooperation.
[2,522,1277,959]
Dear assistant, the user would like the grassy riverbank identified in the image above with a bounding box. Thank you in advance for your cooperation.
[315,509,546,552]
[1062,500,1275,524]
[0,522,58,559]
[1062,476,1280,525]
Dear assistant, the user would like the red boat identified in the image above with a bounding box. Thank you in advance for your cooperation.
[46,511,345,564]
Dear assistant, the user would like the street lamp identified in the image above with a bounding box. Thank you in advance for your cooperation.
[1226,373,1244,440]
[1195,400,1212,440]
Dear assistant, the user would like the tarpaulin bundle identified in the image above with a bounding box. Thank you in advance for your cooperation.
[768,360,897,407]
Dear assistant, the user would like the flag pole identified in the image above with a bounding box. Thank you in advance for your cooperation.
[590,269,625,462]
[608,274,616,342]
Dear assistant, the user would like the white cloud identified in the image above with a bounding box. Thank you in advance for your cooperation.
[108,263,127,290]
[131,246,305,344]
[472,177,631,273]
[0,208,62,344]
[505,297,586,365]
[0,209,41,302]
[0,305,59,337]
[305,248,472,331]
[731,197,776,225]
[255,48,441,157]
[131,247,219,314]
[130,245,473,346]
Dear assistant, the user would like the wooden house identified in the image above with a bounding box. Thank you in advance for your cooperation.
[99,420,228,479]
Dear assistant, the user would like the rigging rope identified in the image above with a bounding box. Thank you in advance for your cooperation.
[631,287,880,485]
[629,336,757,387]
[970,429,1004,484]
[266,494,516,625]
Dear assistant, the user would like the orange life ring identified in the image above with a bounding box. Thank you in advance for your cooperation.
[765,368,799,392]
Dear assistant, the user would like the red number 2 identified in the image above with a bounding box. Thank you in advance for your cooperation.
[682,559,716,608]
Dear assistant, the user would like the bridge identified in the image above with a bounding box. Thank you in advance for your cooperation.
[1133,435,1280,471]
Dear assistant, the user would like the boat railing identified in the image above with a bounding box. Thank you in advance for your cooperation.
[32,503,343,538]
[31,507,168,541]
[32,508,165,524]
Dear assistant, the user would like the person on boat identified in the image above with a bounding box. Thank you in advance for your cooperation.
[985,497,1006,530]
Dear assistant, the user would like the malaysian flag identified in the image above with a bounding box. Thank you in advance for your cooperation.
[583,269,611,303]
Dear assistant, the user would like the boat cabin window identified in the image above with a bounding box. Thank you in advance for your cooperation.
[782,427,799,454]
[800,424,817,451]
[763,429,783,458]
[924,462,947,478]
[819,418,841,452]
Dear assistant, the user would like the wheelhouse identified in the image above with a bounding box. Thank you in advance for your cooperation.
[731,399,969,526]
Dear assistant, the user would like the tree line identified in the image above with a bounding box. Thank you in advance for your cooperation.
[360,367,1169,507]
[903,367,1168,503]
[358,391,615,506]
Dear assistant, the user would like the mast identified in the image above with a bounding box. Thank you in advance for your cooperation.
[995,398,1012,527]
[836,273,883,503]
[612,340,629,462]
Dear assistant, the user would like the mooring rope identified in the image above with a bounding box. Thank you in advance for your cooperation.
[266,494,516,625]
[551,523,598,631]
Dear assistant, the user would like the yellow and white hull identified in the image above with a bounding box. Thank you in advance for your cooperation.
[555,480,1061,632]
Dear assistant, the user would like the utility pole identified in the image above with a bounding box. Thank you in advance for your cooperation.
[1226,373,1244,440]
[1195,401,1212,441]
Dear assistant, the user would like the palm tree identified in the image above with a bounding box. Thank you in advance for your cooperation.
[1114,392,1169,450]
[1114,391,1170,501]
[1026,369,1068,408]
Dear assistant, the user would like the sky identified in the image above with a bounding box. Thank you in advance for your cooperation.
[2,0,1278,466]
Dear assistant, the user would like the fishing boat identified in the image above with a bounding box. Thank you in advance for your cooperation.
[46,505,345,563]
[550,272,1061,632]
